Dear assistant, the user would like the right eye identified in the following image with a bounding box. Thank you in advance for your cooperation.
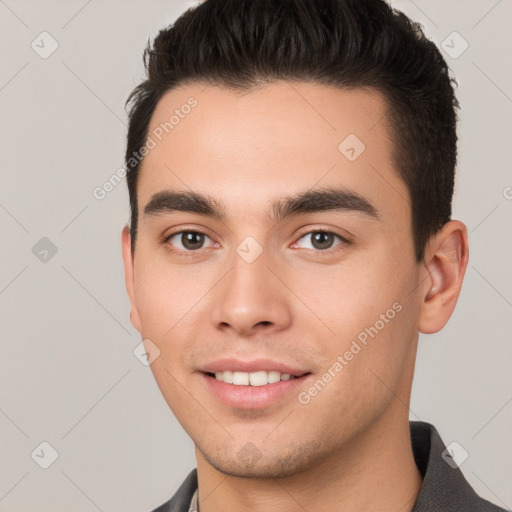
[164,230,218,253]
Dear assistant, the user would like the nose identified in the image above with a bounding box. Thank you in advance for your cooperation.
[209,246,293,337]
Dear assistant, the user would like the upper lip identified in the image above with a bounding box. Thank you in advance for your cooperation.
[199,358,310,377]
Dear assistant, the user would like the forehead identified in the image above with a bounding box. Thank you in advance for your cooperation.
[137,81,408,222]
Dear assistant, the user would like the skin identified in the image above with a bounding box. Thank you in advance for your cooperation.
[121,81,469,511]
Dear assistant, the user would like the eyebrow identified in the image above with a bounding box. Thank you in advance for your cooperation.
[143,187,378,222]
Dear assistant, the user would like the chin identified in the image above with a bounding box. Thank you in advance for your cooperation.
[200,442,321,479]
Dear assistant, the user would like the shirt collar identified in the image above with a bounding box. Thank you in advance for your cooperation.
[188,488,198,512]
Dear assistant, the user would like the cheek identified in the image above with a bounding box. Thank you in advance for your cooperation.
[297,299,417,437]
[289,259,403,337]
[132,257,201,417]
[132,252,207,339]
[293,252,418,384]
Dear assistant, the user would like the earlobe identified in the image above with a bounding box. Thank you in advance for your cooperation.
[418,221,469,334]
[121,225,142,334]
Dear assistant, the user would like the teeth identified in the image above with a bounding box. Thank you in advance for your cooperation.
[233,372,249,385]
[267,371,281,383]
[212,370,297,386]
[249,371,266,386]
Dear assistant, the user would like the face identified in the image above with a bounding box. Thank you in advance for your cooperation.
[122,81,426,478]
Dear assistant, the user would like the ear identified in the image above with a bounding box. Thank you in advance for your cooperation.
[121,225,142,334]
[418,220,469,334]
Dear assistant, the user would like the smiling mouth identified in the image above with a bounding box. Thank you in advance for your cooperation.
[205,370,311,386]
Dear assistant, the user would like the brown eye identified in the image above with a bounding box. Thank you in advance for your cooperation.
[310,232,336,250]
[181,232,205,250]
[166,231,215,252]
[294,231,345,251]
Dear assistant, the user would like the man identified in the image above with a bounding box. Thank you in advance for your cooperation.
[121,0,506,510]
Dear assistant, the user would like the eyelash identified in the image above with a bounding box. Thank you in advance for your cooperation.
[162,228,351,258]
[292,229,351,253]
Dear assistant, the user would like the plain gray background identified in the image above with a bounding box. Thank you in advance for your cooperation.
[1,0,511,510]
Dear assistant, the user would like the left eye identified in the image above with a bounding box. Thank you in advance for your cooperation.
[294,231,344,251]
[166,231,216,251]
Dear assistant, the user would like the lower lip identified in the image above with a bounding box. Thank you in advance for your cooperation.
[200,373,312,410]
